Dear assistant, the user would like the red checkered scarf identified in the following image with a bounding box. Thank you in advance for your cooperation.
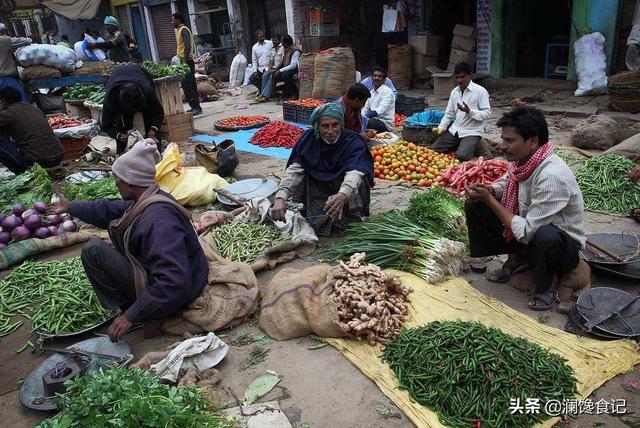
[500,143,553,241]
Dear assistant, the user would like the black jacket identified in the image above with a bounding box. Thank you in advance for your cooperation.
[102,64,164,139]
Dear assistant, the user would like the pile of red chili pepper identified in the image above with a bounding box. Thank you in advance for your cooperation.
[250,121,304,149]
[47,115,91,130]
[393,114,407,127]
[286,99,328,108]
[441,157,508,194]
[216,115,269,128]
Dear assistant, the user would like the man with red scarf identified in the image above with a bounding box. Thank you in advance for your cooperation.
[464,107,585,311]
[337,83,371,136]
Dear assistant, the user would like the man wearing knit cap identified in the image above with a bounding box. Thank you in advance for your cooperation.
[50,140,209,342]
[87,16,130,63]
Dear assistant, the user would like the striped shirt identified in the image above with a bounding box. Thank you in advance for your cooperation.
[491,153,586,247]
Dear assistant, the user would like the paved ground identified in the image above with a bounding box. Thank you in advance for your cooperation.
[1,82,639,428]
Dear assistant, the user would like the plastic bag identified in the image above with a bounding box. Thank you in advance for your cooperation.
[15,44,78,73]
[229,53,247,88]
[156,143,228,206]
[74,36,106,62]
[574,32,608,96]
[195,141,239,177]
[242,65,254,86]
[404,110,445,127]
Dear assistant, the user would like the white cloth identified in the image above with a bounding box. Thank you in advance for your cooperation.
[491,153,586,246]
[150,333,229,382]
[438,80,492,138]
[280,50,301,73]
[251,40,273,72]
[363,84,396,130]
[270,44,284,69]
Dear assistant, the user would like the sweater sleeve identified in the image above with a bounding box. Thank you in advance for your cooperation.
[182,30,192,59]
[124,216,195,323]
[69,200,132,229]
[143,91,165,132]
[275,162,305,200]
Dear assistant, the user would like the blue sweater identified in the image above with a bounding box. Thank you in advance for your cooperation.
[70,198,208,323]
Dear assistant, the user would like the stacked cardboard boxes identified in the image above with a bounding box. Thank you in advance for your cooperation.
[409,34,441,79]
[448,24,476,70]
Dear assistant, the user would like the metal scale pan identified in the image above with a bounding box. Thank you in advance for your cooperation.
[575,287,640,339]
[582,233,640,280]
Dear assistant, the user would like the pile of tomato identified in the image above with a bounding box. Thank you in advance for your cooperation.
[393,113,407,127]
[216,115,270,128]
[286,99,328,108]
[372,140,460,187]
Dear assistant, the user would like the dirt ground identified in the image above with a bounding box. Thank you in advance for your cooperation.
[1,82,639,428]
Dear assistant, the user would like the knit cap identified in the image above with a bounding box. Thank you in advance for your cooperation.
[104,16,120,27]
[112,139,158,187]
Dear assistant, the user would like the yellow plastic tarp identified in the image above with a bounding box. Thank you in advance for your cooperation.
[325,272,640,428]
[155,143,228,207]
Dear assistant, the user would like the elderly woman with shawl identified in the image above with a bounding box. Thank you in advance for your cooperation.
[271,103,374,236]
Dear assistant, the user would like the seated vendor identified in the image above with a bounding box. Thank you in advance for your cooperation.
[102,63,165,155]
[363,66,395,132]
[464,107,585,311]
[337,83,371,135]
[0,87,64,174]
[49,140,208,342]
[271,103,374,236]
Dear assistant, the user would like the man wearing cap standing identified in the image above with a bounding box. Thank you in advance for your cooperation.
[50,140,209,342]
[88,16,130,63]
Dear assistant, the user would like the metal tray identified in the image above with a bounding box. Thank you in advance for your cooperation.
[590,260,640,281]
[576,287,640,338]
[582,233,640,267]
[217,178,278,207]
[20,336,132,411]
[37,314,116,340]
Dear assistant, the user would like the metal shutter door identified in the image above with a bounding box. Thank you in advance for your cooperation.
[151,4,176,61]
[263,0,288,37]
[115,5,132,35]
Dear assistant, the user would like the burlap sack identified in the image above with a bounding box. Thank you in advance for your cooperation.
[388,44,412,90]
[20,65,61,80]
[508,260,592,302]
[312,47,355,99]
[298,53,317,99]
[259,265,349,340]
[197,81,219,97]
[569,115,619,150]
[604,132,640,162]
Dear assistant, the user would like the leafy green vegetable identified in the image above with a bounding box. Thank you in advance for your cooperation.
[36,367,234,428]
[0,164,52,213]
[405,187,468,243]
[141,60,191,78]
[62,176,121,201]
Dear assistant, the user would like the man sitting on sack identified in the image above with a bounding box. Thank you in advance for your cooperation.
[102,63,165,155]
[271,103,374,236]
[464,107,586,311]
[432,62,491,161]
[50,140,208,342]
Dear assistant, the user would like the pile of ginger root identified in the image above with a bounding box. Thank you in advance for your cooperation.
[329,252,411,344]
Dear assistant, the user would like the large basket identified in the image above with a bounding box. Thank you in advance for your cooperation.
[283,102,319,125]
[608,70,640,88]
[402,125,437,146]
[60,136,90,160]
[395,94,427,116]
[609,86,640,112]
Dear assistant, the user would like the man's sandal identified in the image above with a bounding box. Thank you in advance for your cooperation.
[527,291,556,311]
[630,208,640,224]
[485,259,529,283]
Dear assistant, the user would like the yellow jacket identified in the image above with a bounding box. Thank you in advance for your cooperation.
[176,24,195,60]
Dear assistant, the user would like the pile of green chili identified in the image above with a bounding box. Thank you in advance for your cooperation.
[212,221,286,263]
[383,321,577,427]
[0,258,111,337]
[575,154,640,214]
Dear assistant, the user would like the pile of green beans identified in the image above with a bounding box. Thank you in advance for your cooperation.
[0,258,111,337]
[575,154,640,214]
[383,321,577,428]
[212,221,286,263]
[554,146,585,167]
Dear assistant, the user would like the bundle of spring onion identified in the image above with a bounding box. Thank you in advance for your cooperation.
[323,211,466,284]
[405,187,467,243]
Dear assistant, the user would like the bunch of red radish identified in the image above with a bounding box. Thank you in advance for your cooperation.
[441,157,508,194]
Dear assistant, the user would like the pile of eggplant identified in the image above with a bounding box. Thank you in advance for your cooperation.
[0,203,78,248]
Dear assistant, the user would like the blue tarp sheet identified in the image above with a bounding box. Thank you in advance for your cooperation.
[404,110,446,127]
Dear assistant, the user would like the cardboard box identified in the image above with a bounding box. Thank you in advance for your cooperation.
[449,48,476,68]
[453,24,476,39]
[427,66,456,96]
[409,35,442,56]
[451,34,476,52]
[413,54,439,76]
[160,112,194,143]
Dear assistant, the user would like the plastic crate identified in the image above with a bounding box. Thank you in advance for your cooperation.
[310,22,339,37]
[395,94,427,116]
[283,101,328,125]
[309,10,338,24]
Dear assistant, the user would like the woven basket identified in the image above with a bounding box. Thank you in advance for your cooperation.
[608,70,640,88]
[608,86,640,112]
[60,136,90,160]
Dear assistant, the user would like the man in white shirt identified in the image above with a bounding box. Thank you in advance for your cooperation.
[432,62,492,161]
[362,66,395,132]
[248,30,273,92]
[257,35,301,102]
[361,75,397,99]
